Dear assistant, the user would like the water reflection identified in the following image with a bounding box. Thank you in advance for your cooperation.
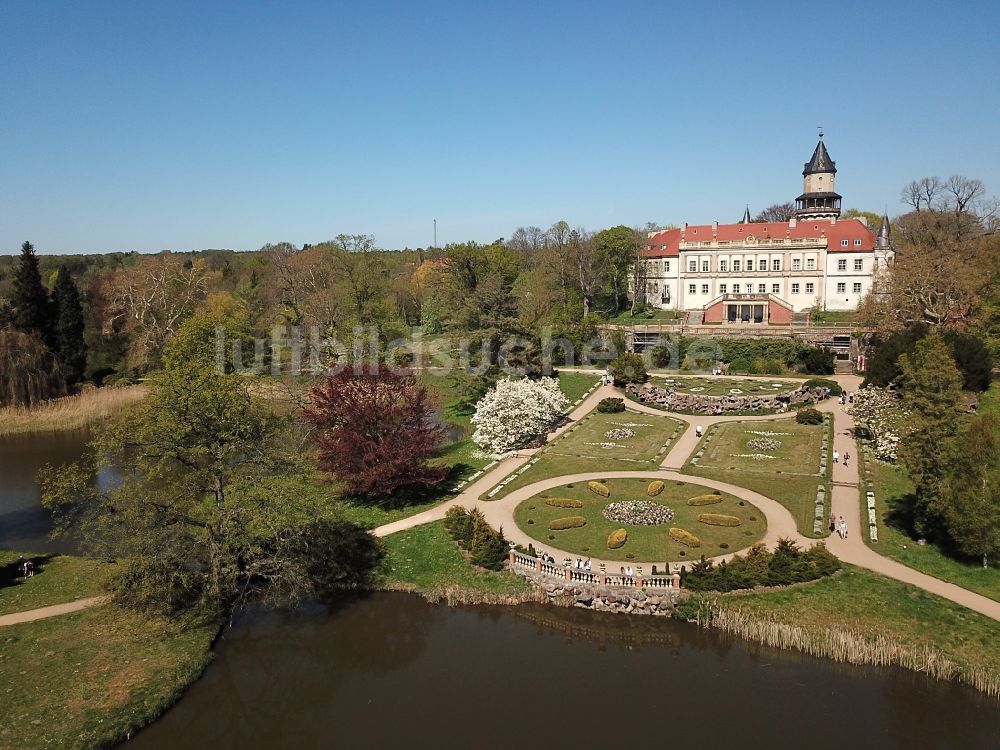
[130,593,1000,750]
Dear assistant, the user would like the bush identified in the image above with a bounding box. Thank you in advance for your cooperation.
[544,497,584,508]
[596,397,626,413]
[682,538,841,592]
[796,407,824,425]
[760,358,784,375]
[727,357,753,374]
[669,527,701,547]
[647,480,665,497]
[609,352,647,385]
[548,516,587,530]
[607,528,628,549]
[804,377,842,396]
[588,481,610,497]
[797,347,835,375]
[443,506,474,549]
[698,513,742,527]
[686,493,723,506]
[650,345,676,369]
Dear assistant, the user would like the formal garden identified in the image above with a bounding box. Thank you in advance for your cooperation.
[683,416,832,536]
[513,477,766,562]
[648,375,804,397]
[481,408,684,500]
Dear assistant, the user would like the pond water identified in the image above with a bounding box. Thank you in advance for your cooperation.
[128,592,1000,750]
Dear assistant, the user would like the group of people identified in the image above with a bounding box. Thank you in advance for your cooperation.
[15,555,35,578]
[619,565,637,581]
[829,513,849,539]
[838,392,854,406]
[573,558,593,571]
[832,449,851,467]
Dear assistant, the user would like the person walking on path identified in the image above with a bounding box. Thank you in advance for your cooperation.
[833,449,839,464]
[829,511,837,534]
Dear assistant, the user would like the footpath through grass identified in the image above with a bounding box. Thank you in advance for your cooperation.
[0,552,109,616]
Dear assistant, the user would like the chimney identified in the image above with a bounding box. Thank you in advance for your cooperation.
[789,217,797,229]
[712,220,719,234]
[831,216,837,225]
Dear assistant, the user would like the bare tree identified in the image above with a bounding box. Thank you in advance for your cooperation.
[752,202,795,222]
[901,176,942,212]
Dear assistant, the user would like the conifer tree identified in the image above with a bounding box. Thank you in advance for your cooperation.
[12,241,53,344]
[942,414,1000,568]
[50,266,88,384]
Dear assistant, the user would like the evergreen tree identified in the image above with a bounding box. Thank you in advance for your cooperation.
[12,241,53,344]
[896,331,965,536]
[50,266,88,383]
[942,414,1000,568]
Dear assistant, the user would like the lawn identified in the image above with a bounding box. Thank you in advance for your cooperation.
[684,418,829,536]
[0,605,217,750]
[514,477,766,563]
[556,371,600,404]
[648,374,804,397]
[604,309,683,325]
[705,565,1000,696]
[379,520,531,599]
[482,409,684,500]
[859,457,1000,603]
[0,551,109,616]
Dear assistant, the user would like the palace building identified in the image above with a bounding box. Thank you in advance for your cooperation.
[639,137,893,323]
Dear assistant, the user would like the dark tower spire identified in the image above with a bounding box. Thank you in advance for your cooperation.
[794,134,842,220]
[740,205,751,223]
[877,212,891,247]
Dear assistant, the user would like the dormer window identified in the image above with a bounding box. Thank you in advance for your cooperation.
[841,239,849,247]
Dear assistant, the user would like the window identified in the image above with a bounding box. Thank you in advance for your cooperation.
[758,283,766,293]
[792,259,802,271]
[772,283,780,294]
[772,259,781,271]
[701,260,710,272]
[733,260,741,272]
[747,259,756,271]
[837,282,846,294]
[854,239,863,247]
[688,260,696,272]
[837,259,847,271]
[853,282,862,293]
[701,284,710,294]
[854,259,863,271]
[792,283,800,294]
[841,239,849,247]
[719,283,727,294]
[720,260,728,272]
[805,282,814,294]
[806,258,816,270]
[688,284,696,294]
[664,260,670,272]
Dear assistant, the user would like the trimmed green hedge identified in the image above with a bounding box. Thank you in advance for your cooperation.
[549,516,587,530]
[647,480,665,497]
[687,492,723,506]
[544,497,584,508]
[698,513,742,527]
[588,481,610,497]
[607,528,628,549]
[669,527,701,547]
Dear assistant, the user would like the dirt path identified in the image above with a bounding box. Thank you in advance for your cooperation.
[0,596,109,627]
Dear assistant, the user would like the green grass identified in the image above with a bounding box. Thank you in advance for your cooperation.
[0,551,110,616]
[978,380,1000,418]
[0,605,217,750]
[482,409,684,500]
[556,371,600,404]
[604,309,683,324]
[707,565,1000,693]
[807,310,858,324]
[859,458,1000,602]
[684,419,827,536]
[514,477,765,562]
[380,521,530,598]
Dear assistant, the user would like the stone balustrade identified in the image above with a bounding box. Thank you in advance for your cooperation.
[509,550,681,590]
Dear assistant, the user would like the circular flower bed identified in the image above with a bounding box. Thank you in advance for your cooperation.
[602,500,675,526]
[746,437,781,452]
[604,427,635,440]
[729,388,744,394]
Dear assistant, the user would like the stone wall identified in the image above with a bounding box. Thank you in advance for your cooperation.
[625,382,827,415]
[516,567,683,617]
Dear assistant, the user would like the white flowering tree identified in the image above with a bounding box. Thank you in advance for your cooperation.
[471,377,568,456]
[848,386,912,461]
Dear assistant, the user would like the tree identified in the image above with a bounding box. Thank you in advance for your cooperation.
[0,329,67,407]
[609,352,647,385]
[841,208,883,229]
[592,225,640,314]
[12,241,52,344]
[305,366,448,504]
[42,315,382,614]
[752,203,795,223]
[863,323,992,392]
[896,331,965,536]
[471,377,568,455]
[942,415,1000,568]
[50,266,88,383]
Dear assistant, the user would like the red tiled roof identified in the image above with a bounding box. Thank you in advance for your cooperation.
[642,218,876,257]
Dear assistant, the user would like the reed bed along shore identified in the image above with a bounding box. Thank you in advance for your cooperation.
[0,385,147,437]
[699,604,1000,698]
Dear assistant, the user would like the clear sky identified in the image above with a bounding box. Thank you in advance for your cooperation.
[2,0,999,254]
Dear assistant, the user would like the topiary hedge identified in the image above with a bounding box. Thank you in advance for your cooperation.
[607,528,628,549]
[669,527,701,547]
[588,481,610,497]
[804,377,842,396]
[687,492,723,506]
[544,497,584,508]
[597,397,626,413]
[647,480,665,497]
[549,516,587,530]
[698,513,742,527]
[796,407,824,424]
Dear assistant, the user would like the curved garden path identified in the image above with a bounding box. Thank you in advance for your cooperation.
[374,374,1000,622]
[0,595,109,627]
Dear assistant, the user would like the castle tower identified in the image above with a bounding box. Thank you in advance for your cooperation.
[794,134,842,220]
[874,212,894,269]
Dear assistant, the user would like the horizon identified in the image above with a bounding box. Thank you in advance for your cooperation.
[2,0,999,255]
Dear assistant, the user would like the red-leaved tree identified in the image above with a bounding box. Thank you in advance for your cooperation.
[304,366,448,503]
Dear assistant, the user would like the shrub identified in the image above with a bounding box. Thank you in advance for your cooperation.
[804,377,842,396]
[471,524,510,570]
[647,480,665,497]
[760,358,784,375]
[669,527,701,547]
[687,493,723,506]
[698,513,742,527]
[682,538,841,592]
[544,497,583,508]
[609,352,647,385]
[607,528,628,549]
[443,506,474,549]
[796,407,824,425]
[588,481,610,497]
[797,347,835,375]
[548,516,587,530]
[728,357,753,374]
[596,397,626,413]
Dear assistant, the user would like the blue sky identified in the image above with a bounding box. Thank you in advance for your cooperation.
[2,0,998,254]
